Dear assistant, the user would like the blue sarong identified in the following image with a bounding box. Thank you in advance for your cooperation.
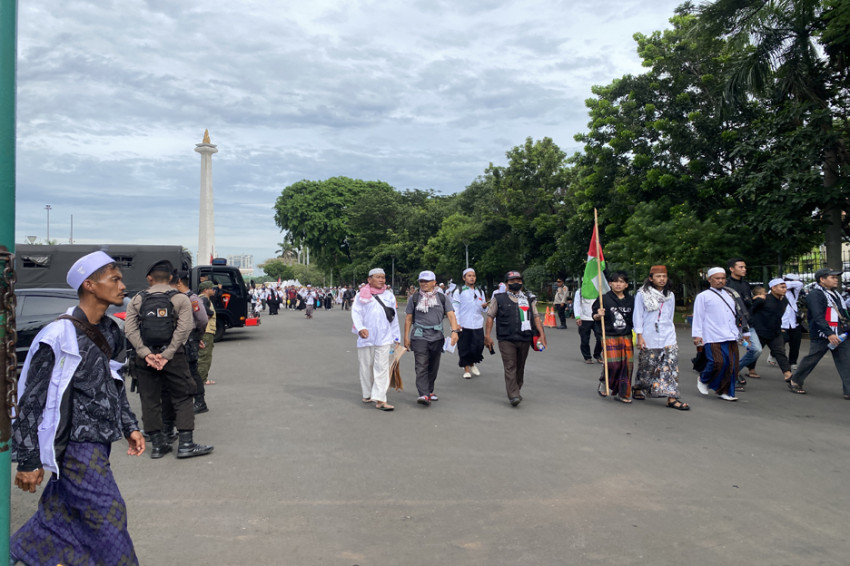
[700,341,738,396]
[11,441,138,566]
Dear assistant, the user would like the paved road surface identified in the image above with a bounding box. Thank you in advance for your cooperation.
[12,304,850,565]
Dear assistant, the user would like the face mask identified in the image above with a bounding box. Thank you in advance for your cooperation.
[508,283,522,291]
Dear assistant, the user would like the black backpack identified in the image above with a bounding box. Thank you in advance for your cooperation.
[138,289,178,349]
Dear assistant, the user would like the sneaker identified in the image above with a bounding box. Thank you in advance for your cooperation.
[719,393,738,401]
[417,395,431,406]
[429,393,439,401]
[470,365,480,376]
[462,371,472,379]
[697,378,709,395]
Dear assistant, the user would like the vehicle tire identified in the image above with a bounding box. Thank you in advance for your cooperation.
[214,322,226,342]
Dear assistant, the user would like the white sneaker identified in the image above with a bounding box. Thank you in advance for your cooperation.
[719,393,738,401]
[697,379,709,395]
[471,365,480,376]
[462,371,472,379]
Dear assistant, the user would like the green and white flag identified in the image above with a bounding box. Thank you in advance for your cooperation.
[580,222,610,300]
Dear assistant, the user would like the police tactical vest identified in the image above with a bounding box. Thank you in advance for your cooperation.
[138,289,178,350]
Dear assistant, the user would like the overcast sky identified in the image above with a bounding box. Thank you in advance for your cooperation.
[14,0,684,273]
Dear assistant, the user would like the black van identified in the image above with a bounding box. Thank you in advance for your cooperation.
[191,262,249,341]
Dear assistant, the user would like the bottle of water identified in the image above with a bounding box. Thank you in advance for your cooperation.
[536,339,545,352]
[828,332,848,351]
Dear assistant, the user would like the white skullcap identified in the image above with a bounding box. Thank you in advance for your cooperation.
[368,268,385,276]
[67,251,115,290]
[418,270,436,281]
[706,267,725,279]
[462,268,475,276]
[768,278,785,289]
[783,273,801,281]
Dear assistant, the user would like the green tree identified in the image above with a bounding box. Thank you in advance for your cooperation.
[259,258,295,281]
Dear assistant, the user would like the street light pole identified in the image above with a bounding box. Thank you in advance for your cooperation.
[464,243,469,269]
[44,204,51,242]
[391,257,395,290]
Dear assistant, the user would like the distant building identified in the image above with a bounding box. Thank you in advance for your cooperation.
[227,254,254,276]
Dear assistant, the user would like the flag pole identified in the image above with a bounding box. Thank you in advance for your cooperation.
[594,209,610,397]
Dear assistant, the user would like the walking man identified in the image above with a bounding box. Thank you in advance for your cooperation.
[404,270,461,406]
[12,251,144,565]
[125,260,214,459]
[692,267,750,401]
[749,278,792,382]
[351,268,400,411]
[576,286,603,363]
[787,268,850,397]
[726,258,762,382]
[484,270,547,407]
[553,279,570,329]
[451,267,488,378]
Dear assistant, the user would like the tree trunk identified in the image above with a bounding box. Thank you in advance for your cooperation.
[822,147,845,270]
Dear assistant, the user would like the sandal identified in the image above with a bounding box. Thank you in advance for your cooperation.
[375,402,394,411]
[785,379,806,394]
[204,380,216,385]
[615,395,632,404]
[362,398,373,403]
[667,399,690,411]
[597,382,608,398]
[632,387,646,400]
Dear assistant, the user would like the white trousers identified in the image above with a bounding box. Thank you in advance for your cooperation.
[358,344,392,402]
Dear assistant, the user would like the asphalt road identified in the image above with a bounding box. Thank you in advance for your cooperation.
[11,304,850,565]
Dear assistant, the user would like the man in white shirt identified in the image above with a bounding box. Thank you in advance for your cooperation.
[692,267,751,401]
[451,268,488,378]
[575,287,603,363]
[351,268,400,411]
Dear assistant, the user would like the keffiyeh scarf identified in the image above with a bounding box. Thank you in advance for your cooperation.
[508,290,532,331]
[642,286,672,312]
[416,290,442,313]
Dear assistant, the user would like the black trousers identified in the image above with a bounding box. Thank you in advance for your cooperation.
[555,304,568,327]
[411,339,443,396]
[578,320,602,360]
[783,326,803,365]
[135,350,196,433]
[757,333,791,373]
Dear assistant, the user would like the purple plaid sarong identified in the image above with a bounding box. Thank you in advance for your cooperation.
[11,441,138,566]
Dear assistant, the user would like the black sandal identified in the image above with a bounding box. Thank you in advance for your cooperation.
[785,379,806,394]
[632,387,645,400]
[597,382,609,398]
[667,398,690,411]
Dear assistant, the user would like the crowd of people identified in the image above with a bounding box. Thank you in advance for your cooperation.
[247,283,359,316]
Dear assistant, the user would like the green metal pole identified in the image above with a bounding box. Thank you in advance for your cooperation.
[0,0,17,562]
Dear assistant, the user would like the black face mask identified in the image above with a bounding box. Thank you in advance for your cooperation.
[508,283,522,292]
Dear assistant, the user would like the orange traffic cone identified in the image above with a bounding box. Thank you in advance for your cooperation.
[544,306,556,327]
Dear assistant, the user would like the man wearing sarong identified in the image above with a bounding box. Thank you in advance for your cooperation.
[634,265,689,410]
[451,267,488,379]
[692,267,750,401]
[484,270,547,407]
[351,268,400,411]
[12,251,145,566]
[404,270,460,406]
[787,268,850,397]
[592,271,635,403]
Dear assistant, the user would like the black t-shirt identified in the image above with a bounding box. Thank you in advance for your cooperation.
[592,291,634,336]
[750,294,788,340]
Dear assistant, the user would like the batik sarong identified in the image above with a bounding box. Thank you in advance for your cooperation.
[11,442,138,566]
[599,336,634,398]
[635,345,680,398]
[457,327,484,367]
[700,341,738,396]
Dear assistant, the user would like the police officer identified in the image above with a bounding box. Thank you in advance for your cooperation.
[197,281,217,388]
[174,271,209,414]
[125,260,213,459]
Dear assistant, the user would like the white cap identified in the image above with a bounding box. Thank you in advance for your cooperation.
[783,273,801,281]
[418,270,436,281]
[66,251,115,290]
[768,278,784,289]
[706,267,725,278]
[462,268,475,277]
[368,268,385,276]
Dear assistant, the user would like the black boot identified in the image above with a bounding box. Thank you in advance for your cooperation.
[150,432,173,459]
[177,431,214,459]
[193,397,209,414]
[162,421,178,443]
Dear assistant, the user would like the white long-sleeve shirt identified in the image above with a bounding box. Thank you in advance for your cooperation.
[781,280,804,329]
[692,288,747,344]
[633,290,677,348]
[351,288,401,348]
[451,287,487,329]
[575,288,595,321]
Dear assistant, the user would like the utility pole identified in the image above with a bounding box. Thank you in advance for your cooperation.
[0,0,17,560]
[44,204,51,242]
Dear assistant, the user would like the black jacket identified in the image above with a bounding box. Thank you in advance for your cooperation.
[806,287,850,340]
[750,294,788,340]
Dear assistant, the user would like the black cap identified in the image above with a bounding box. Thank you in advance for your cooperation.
[505,270,522,281]
[814,268,842,281]
[146,259,175,277]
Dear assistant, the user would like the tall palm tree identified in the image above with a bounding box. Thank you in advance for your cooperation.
[698,0,849,269]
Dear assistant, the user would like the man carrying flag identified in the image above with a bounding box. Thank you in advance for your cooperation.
[576,226,609,363]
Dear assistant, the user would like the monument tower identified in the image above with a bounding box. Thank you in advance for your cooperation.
[195,129,218,264]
